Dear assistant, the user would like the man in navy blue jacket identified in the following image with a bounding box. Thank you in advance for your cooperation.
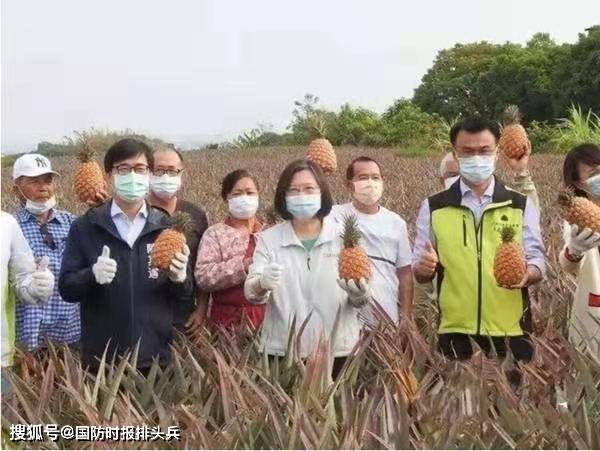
[59,139,193,370]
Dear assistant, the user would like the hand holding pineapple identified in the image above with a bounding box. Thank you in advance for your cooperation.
[151,213,193,283]
[337,215,372,307]
[567,225,600,259]
[166,245,190,283]
[337,278,371,308]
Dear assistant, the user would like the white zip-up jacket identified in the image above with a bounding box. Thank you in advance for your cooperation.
[244,217,361,357]
[559,222,600,358]
[1,212,36,366]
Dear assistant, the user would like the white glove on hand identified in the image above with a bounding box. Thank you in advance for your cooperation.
[337,278,372,309]
[259,263,283,291]
[568,225,600,258]
[168,245,190,283]
[92,245,117,285]
[22,256,55,304]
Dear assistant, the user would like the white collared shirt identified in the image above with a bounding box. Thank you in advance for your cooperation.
[244,216,361,358]
[110,201,148,248]
[412,177,545,272]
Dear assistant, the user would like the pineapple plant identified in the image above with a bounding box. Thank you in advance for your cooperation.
[74,139,107,204]
[151,212,193,270]
[338,215,371,282]
[305,112,337,174]
[494,226,526,287]
[499,105,529,159]
[557,188,600,233]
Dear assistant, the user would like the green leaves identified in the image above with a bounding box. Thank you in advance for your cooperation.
[3,317,600,449]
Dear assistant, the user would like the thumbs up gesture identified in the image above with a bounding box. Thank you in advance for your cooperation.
[414,240,439,279]
[92,245,117,285]
[27,256,55,302]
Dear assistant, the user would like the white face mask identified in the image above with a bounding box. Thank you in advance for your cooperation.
[25,196,56,216]
[458,155,496,184]
[228,195,259,219]
[353,179,383,206]
[443,175,460,189]
[149,174,182,200]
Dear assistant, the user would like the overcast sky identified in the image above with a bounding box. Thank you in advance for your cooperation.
[2,0,599,153]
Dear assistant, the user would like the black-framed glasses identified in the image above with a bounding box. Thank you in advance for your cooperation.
[153,168,183,177]
[112,164,150,175]
[39,223,56,250]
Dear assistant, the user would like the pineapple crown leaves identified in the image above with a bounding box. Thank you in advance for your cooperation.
[502,105,522,126]
[166,212,194,234]
[340,214,363,248]
[499,225,517,244]
[76,140,97,163]
[308,112,329,139]
[557,187,577,207]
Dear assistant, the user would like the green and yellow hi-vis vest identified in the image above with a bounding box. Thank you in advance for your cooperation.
[429,180,531,337]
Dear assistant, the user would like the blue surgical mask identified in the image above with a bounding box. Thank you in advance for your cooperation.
[587,174,600,198]
[285,194,321,220]
[114,172,149,202]
[458,155,496,184]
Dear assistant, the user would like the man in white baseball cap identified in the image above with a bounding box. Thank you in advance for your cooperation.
[11,154,80,355]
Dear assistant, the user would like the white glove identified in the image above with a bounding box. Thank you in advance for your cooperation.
[22,256,55,304]
[168,245,190,283]
[568,225,600,258]
[259,263,283,291]
[92,246,117,285]
[337,278,372,309]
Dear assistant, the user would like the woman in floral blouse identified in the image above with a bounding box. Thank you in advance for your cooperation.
[194,169,265,331]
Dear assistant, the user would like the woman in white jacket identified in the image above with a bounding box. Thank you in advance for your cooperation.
[558,144,600,358]
[244,160,372,377]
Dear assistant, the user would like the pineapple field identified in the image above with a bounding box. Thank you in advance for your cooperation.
[1,146,599,449]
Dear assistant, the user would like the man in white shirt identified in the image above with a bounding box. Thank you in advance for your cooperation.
[1,211,54,392]
[332,156,413,325]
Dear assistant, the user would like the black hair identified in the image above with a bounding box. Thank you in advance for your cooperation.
[563,143,600,198]
[221,169,260,200]
[104,138,153,173]
[346,156,382,180]
[274,159,333,220]
[449,117,501,145]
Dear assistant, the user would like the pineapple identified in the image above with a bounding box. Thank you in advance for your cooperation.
[305,112,337,174]
[151,212,193,270]
[499,105,529,159]
[338,215,371,282]
[74,139,107,204]
[558,188,600,234]
[306,138,337,175]
[494,226,526,287]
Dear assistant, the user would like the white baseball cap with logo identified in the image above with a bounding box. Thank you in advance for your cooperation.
[12,153,60,180]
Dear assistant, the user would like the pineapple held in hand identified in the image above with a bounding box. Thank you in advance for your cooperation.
[558,188,600,234]
[494,226,526,287]
[338,215,371,283]
[499,105,529,159]
[74,139,107,204]
[151,212,193,270]
[306,138,337,175]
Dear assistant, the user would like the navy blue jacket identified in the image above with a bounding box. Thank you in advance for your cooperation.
[58,201,194,368]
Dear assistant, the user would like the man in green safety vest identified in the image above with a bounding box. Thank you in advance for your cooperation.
[413,117,546,370]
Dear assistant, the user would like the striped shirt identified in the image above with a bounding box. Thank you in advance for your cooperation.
[14,207,80,350]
